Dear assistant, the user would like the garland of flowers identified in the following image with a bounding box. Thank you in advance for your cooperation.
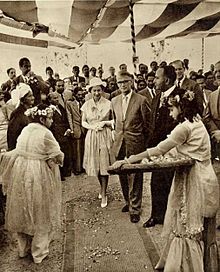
[25,105,56,118]
[167,90,195,106]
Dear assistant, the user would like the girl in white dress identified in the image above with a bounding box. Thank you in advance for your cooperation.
[112,88,219,271]
[0,104,63,263]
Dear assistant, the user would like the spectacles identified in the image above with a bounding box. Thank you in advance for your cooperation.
[117,80,131,84]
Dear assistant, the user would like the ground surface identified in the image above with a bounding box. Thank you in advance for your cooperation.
[0,173,219,272]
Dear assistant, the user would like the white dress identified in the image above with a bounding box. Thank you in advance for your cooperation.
[147,119,219,272]
[0,123,64,235]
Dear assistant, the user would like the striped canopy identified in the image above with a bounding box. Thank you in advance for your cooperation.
[0,0,220,49]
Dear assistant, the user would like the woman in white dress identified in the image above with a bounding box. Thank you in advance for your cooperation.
[81,77,113,208]
[112,88,219,271]
[0,103,63,263]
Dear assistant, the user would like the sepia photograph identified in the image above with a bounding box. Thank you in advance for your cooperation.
[0,0,220,271]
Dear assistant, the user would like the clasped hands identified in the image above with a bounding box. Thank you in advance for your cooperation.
[92,121,106,132]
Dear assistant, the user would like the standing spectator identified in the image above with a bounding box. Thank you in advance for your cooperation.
[143,65,177,228]
[90,67,97,78]
[189,71,198,81]
[69,66,85,84]
[138,72,156,109]
[204,71,217,92]
[106,66,117,85]
[1,67,16,102]
[55,79,66,108]
[196,74,212,115]
[149,61,158,74]
[45,66,56,92]
[111,71,151,223]
[7,83,34,151]
[119,63,127,72]
[0,103,63,263]
[0,88,10,226]
[66,87,86,175]
[82,64,90,85]
[136,79,147,92]
[204,60,220,230]
[54,73,60,81]
[138,63,148,79]
[48,92,72,181]
[81,78,114,208]
[172,60,204,116]
[11,57,49,105]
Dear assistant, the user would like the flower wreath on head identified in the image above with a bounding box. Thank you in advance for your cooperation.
[167,90,195,106]
[25,105,57,118]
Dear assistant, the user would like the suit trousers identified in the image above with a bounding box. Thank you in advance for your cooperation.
[117,141,143,215]
[150,170,174,222]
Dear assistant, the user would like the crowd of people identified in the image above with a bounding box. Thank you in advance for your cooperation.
[0,56,219,271]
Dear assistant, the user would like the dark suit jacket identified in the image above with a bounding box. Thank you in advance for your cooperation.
[204,89,220,132]
[1,80,12,102]
[111,91,151,158]
[150,91,177,147]
[50,104,70,145]
[181,77,204,117]
[66,100,86,139]
[69,75,85,84]
[7,104,30,150]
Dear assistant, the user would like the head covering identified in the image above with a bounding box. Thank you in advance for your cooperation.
[11,83,32,107]
[88,77,106,89]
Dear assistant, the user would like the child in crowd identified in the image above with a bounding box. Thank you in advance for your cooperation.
[112,88,219,271]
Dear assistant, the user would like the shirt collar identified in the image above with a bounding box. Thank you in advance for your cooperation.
[163,85,176,98]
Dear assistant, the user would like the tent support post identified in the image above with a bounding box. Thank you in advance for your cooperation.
[202,37,205,70]
[129,0,137,76]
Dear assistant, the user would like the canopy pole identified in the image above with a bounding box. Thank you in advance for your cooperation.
[202,38,205,70]
[129,0,138,76]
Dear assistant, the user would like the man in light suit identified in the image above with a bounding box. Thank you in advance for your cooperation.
[111,71,151,223]
[172,59,204,116]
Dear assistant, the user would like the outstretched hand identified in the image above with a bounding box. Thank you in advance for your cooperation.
[111,160,127,169]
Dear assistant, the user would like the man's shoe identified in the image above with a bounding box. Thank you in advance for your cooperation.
[143,217,162,228]
[121,205,129,213]
[130,214,140,223]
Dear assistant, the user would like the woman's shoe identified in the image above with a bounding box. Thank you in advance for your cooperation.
[98,193,102,199]
[101,196,108,208]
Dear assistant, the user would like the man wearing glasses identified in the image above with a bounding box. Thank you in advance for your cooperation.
[111,71,151,223]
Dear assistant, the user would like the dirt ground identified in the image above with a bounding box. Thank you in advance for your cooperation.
[0,173,219,272]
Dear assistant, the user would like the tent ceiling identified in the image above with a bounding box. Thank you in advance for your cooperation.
[0,0,220,49]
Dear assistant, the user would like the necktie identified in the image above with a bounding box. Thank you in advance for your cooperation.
[122,95,128,120]
[61,93,64,102]
[177,79,181,88]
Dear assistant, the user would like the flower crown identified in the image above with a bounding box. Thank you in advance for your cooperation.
[167,90,195,106]
[25,105,56,118]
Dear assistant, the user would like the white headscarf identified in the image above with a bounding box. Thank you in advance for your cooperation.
[11,83,32,107]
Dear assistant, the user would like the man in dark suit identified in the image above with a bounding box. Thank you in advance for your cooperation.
[111,71,151,223]
[1,67,16,102]
[69,66,85,84]
[204,60,220,230]
[138,72,156,109]
[143,65,178,228]
[172,59,204,116]
[11,57,49,105]
[48,92,72,181]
